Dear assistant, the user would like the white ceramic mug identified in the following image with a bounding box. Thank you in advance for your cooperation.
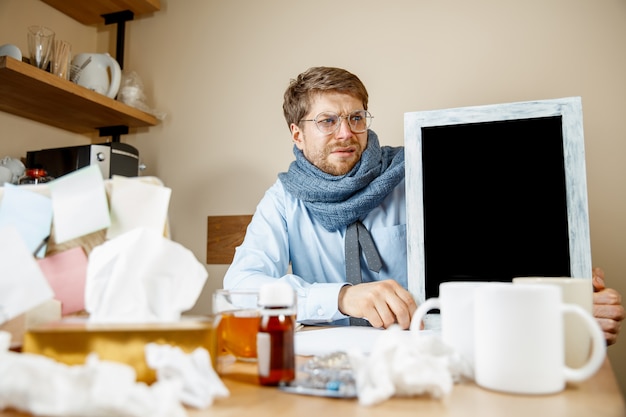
[513,277,594,368]
[410,281,488,371]
[474,283,605,395]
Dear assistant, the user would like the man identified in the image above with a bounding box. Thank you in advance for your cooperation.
[224,66,624,344]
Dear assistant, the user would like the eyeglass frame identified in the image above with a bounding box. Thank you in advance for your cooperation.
[299,110,373,134]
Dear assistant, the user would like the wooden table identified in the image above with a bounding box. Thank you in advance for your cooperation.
[1,349,625,417]
[184,357,626,417]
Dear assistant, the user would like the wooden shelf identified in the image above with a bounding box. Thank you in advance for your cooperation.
[0,56,158,134]
[40,0,161,25]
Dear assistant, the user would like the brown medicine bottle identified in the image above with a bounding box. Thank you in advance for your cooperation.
[256,282,296,386]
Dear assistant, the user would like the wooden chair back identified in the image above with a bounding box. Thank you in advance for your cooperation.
[206,215,253,264]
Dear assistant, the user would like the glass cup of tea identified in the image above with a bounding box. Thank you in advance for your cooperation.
[213,288,261,363]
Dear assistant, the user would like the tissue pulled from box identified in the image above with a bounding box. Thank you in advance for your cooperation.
[85,228,208,323]
[348,326,472,406]
[0,349,187,417]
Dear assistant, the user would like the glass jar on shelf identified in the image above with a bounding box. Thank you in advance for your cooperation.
[18,168,54,185]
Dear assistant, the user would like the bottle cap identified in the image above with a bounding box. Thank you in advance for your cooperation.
[258,281,295,307]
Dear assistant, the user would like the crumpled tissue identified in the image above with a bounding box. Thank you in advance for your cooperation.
[145,343,229,408]
[0,331,229,415]
[85,228,208,323]
[348,326,472,406]
[0,335,186,417]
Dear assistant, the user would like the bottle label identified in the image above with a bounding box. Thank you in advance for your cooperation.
[257,331,271,377]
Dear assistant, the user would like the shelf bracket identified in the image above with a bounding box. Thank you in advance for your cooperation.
[99,125,129,142]
[101,10,135,142]
[101,10,135,70]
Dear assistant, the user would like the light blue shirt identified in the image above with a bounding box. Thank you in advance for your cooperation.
[223,178,407,324]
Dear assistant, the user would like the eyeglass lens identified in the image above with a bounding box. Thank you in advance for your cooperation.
[315,110,371,133]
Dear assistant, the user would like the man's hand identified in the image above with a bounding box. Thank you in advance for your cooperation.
[338,280,417,329]
[592,267,625,346]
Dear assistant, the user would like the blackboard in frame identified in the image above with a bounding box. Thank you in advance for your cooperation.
[404,97,592,310]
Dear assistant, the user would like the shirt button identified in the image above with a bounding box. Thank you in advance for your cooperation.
[317,308,324,316]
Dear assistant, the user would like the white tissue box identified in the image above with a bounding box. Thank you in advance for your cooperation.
[22,316,218,383]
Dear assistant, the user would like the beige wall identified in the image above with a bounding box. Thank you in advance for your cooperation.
[2,0,625,394]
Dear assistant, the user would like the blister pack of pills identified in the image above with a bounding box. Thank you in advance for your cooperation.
[279,352,357,398]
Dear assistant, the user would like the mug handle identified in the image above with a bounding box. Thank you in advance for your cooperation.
[410,297,441,332]
[104,54,122,99]
[562,303,606,382]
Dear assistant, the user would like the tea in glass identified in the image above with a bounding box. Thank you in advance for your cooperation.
[213,289,260,361]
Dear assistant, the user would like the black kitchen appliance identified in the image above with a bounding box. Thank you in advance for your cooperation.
[25,142,140,179]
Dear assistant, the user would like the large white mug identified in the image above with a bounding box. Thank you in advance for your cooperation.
[70,53,121,98]
[513,277,594,368]
[410,281,488,372]
[474,283,605,395]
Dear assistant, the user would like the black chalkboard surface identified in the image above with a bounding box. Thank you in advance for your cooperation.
[405,98,591,303]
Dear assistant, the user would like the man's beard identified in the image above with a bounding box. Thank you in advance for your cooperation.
[308,140,363,176]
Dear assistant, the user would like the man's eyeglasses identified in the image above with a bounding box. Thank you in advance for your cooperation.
[300,110,373,134]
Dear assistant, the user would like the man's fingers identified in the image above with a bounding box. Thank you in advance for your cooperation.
[595,317,621,346]
[592,267,606,291]
[340,280,417,329]
[593,288,624,312]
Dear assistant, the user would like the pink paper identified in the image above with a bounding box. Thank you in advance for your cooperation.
[37,247,88,315]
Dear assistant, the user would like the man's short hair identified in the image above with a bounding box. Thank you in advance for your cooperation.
[282,66,369,129]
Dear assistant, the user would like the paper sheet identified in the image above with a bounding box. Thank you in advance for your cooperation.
[0,184,52,258]
[37,247,88,315]
[0,226,54,323]
[106,175,171,239]
[295,326,387,356]
[48,165,110,244]
[295,326,438,357]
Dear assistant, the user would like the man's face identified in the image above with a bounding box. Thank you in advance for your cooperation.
[290,92,368,176]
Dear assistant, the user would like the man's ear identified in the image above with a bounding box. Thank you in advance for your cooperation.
[290,123,304,150]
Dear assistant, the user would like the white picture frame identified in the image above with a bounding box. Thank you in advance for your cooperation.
[404,97,591,306]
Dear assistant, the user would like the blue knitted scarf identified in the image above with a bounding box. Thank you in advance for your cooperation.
[278,130,405,231]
